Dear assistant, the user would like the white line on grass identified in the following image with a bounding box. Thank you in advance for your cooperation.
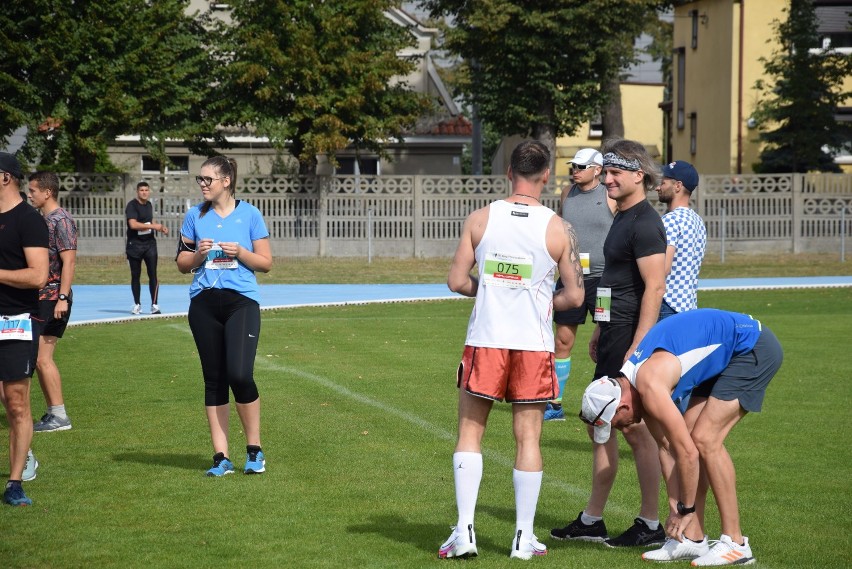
[256,357,609,507]
[169,321,622,510]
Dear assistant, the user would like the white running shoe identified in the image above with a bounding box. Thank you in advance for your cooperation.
[643,536,709,562]
[509,529,547,560]
[131,304,142,315]
[691,535,755,566]
[22,450,38,482]
[438,524,477,559]
[151,304,161,315]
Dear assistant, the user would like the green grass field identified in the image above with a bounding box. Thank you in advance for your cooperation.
[1,287,851,568]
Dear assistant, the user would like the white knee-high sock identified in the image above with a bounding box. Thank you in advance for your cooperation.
[513,469,543,536]
[453,452,483,529]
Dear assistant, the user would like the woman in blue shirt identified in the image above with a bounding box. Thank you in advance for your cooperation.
[176,155,272,477]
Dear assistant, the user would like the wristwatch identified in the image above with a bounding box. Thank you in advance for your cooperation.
[58,293,69,301]
[677,501,696,515]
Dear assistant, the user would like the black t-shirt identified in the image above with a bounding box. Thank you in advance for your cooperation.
[126,199,155,241]
[0,201,49,315]
[599,199,666,323]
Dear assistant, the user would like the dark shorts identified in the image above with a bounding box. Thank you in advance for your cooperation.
[39,297,72,338]
[594,321,637,379]
[554,277,600,326]
[658,300,677,321]
[126,238,157,260]
[0,316,43,381]
[692,327,783,412]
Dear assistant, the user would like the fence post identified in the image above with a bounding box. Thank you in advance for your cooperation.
[842,206,847,263]
[792,174,803,253]
[720,207,726,264]
[318,175,329,257]
[367,207,374,263]
[413,176,423,258]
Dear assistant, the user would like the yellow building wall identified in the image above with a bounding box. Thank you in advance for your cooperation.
[554,82,665,178]
[672,0,845,175]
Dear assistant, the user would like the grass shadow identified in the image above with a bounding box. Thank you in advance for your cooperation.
[113,451,208,471]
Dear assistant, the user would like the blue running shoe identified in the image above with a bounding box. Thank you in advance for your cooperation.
[244,450,266,474]
[544,402,565,421]
[3,483,32,506]
[206,455,234,477]
[22,450,38,482]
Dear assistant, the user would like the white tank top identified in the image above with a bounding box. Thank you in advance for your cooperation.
[465,200,558,352]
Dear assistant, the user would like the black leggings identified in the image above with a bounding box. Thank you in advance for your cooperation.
[188,288,261,406]
[127,241,159,304]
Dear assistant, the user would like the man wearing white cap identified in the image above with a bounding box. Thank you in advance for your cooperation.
[656,160,706,319]
[579,308,783,566]
[546,148,615,421]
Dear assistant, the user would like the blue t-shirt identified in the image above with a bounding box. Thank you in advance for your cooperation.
[180,200,269,303]
[621,308,762,412]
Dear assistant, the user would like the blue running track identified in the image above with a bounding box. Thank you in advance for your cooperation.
[68,276,852,326]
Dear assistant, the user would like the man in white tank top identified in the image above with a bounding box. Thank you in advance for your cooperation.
[438,140,585,560]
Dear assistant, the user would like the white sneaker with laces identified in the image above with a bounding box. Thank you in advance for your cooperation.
[643,536,709,562]
[131,304,142,315]
[691,535,755,566]
[22,450,38,482]
[151,304,161,314]
[509,529,547,560]
[438,524,477,559]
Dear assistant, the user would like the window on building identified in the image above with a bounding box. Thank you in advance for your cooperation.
[336,157,380,176]
[814,4,852,52]
[141,155,189,173]
[689,10,699,49]
[689,112,698,155]
[588,114,603,139]
[676,48,686,130]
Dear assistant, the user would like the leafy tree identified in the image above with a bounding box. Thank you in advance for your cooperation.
[752,0,852,173]
[420,0,664,159]
[2,0,218,172]
[220,0,430,175]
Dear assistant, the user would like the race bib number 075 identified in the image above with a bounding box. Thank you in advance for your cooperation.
[482,252,533,289]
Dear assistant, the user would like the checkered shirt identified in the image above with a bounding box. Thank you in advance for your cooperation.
[663,207,707,313]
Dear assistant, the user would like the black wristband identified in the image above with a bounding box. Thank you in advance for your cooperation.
[677,501,696,515]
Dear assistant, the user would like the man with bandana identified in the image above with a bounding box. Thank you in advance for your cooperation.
[551,138,667,547]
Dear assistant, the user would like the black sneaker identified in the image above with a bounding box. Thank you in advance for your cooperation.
[550,511,608,542]
[604,518,665,548]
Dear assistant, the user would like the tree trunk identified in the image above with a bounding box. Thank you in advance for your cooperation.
[532,99,558,173]
[71,142,97,173]
[601,74,624,142]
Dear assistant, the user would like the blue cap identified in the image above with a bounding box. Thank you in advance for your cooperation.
[661,160,699,192]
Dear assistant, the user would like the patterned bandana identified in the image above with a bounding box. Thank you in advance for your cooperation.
[602,152,641,171]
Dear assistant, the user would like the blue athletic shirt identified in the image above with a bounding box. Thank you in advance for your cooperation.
[620,308,762,412]
[180,200,269,303]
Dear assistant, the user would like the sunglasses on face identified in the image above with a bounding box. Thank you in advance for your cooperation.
[571,163,598,171]
[579,397,616,427]
[195,175,226,187]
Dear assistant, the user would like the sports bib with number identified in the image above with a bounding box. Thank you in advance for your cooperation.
[137,222,152,236]
[482,252,533,289]
[594,287,612,322]
[1,313,33,341]
[580,253,590,275]
[205,243,238,270]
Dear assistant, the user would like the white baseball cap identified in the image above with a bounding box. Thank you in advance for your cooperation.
[570,148,603,166]
[579,376,622,443]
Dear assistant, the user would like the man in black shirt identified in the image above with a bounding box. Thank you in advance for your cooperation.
[0,152,48,506]
[552,139,667,547]
[125,181,169,314]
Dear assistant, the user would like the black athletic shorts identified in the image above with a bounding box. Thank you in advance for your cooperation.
[39,296,72,339]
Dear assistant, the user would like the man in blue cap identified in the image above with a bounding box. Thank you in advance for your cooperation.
[656,161,706,320]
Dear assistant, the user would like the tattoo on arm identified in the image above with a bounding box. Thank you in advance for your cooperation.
[563,220,584,289]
